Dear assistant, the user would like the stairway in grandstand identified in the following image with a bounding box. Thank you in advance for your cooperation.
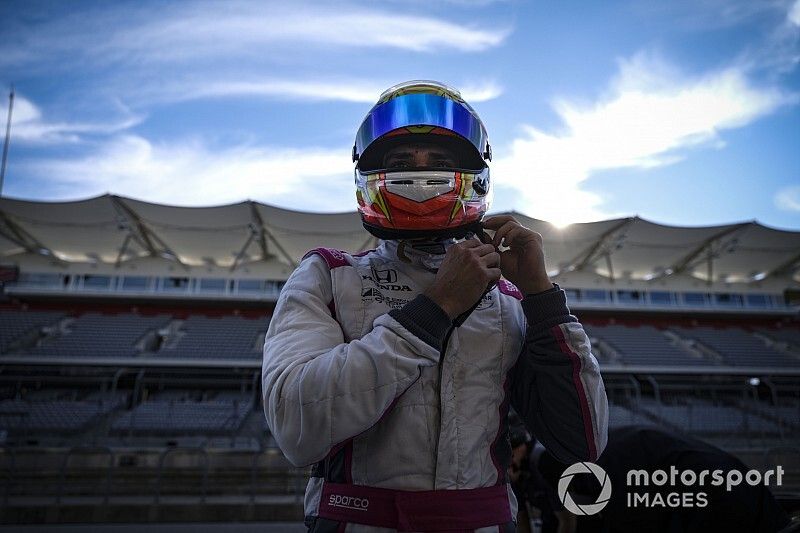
[27,313,172,358]
[583,323,800,368]
[671,326,800,367]
[610,397,799,432]
[110,390,253,437]
[0,310,66,353]
[584,323,716,366]
[155,315,268,359]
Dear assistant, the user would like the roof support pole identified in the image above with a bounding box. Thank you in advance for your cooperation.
[0,85,14,197]
[0,209,65,265]
[250,203,297,269]
[230,202,283,273]
[113,229,153,265]
[110,197,157,256]
[248,202,270,261]
[605,251,615,284]
[562,217,636,273]
[762,250,800,281]
[671,223,750,276]
[261,225,297,269]
[110,195,188,271]
[653,222,752,283]
[230,229,257,273]
[114,234,139,268]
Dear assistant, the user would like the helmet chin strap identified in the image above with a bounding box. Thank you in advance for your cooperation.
[396,240,413,264]
[364,219,486,242]
[394,220,491,273]
[394,238,450,272]
[393,222,495,324]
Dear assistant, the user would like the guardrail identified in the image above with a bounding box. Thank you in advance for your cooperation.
[1,446,308,508]
[1,356,799,375]
[56,445,115,505]
[1,447,15,506]
[154,446,209,505]
[4,284,282,302]
[250,448,307,506]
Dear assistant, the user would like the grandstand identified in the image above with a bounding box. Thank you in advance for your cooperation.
[0,194,799,525]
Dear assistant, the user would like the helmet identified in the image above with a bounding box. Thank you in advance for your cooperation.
[353,80,492,240]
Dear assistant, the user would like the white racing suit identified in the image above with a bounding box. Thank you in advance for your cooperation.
[262,240,608,532]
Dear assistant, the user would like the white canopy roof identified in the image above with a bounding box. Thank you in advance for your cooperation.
[1,194,798,289]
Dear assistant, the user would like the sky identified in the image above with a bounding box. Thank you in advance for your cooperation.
[1,0,799,230]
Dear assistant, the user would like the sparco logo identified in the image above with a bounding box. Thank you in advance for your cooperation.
[558,462,612,516]
[328,494,369,511]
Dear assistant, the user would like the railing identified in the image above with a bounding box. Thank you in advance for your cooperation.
[56,445,115,505]
[1,445,308,507]
[6,278,283,301]
[154,446,209,505]
[250,448,307,506]
[1,447,15,506]
[763,446,800,468]
[6,275,794,311]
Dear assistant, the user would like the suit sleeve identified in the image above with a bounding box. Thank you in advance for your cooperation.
[509,285,608,463]
[262,255,450,467]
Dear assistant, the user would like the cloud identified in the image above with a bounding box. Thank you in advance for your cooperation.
[636,0,791,31]
[412,0,510,5]
[460,81,505,103]
[124,7,508,59]
[775,185,800,211]
[632,1,799,77]
[2,93,142,144]
[493,51,797,226]
[729,0,800,76]
[152,78,503,105]
[790,0,800,25]
[18,134,355,210]
[1,3,509,73]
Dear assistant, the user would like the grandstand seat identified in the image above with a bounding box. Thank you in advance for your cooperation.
[637,398,781,435]
[583,324,711,366]
[757,328,800,352]
[26,313,171,358]
[745,400,800,435]
[0,395,124,433]
[111,393,253,435]
[157,315,269,359]
[608,402,655,427]
[672,326,800,367]
[0,310,65,353]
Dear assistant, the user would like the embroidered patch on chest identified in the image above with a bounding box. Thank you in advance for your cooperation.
[361,266,414,293]
[361,287,410,310]
[475,292,496,310]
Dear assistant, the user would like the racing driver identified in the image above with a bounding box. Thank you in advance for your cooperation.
[262,80,608,532]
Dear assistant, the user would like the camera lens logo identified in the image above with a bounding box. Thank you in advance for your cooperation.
[558,462,612,515]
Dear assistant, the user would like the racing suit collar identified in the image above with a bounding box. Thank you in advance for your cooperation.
[380,238,457,272]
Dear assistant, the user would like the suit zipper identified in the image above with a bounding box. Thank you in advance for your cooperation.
[432,326,454,486]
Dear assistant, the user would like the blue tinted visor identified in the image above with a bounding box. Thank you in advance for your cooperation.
[354,93,489,163]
